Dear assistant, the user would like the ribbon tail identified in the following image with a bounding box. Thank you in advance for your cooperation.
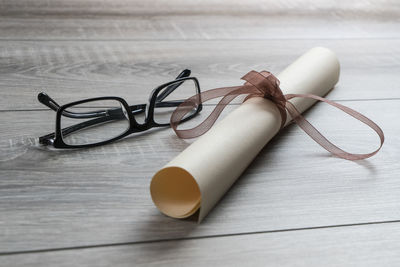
[285,94,384,160]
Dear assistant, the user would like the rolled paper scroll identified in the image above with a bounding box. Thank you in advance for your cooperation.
[150,47,379,222]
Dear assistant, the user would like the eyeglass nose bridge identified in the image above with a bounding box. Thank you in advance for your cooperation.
[125,101,151,131]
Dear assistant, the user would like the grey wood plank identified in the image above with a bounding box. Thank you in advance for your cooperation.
[0,99,399,253]
[1,0,398,18]
[1,0,399,261]
[0,1,399,41]
[2,222,400,266]
[0,39,399,111]
[1,16,399,41]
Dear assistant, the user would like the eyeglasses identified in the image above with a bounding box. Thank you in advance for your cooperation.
[38,69,202,148]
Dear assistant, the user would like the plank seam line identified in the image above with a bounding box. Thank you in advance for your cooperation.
[1,219,400,256]
[1,97,399,113]
[0,37,399,42]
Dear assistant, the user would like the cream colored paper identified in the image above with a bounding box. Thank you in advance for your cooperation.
[150,47,340,222]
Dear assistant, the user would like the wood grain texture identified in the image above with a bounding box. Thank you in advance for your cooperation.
[1,0,400,264]
[3,222,400,266]
[1,99,399,253]
[1,0,399,42]
[1,0,399,17]
[1,16,399,41]
[0,39,399,110]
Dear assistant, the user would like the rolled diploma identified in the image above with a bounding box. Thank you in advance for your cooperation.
[150,47,340,222]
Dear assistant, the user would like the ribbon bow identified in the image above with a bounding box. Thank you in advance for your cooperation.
[170,71,384,160]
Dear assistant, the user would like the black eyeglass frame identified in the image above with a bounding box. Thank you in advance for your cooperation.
[39,71,202,149]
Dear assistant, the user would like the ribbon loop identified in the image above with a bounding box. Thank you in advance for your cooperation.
[170,70,384,160]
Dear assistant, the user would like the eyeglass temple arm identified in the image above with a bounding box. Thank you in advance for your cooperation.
[38,92,60,111]
[39,69,193,145]
[38,92,115,119]
[156,69,191,102]
[38,69,191,117]
[39,116,118,145]
[39,92,148,120]
[38,101,186,145]
[38,92,148,115]
[38,108,126,145]
[38,90,185,120]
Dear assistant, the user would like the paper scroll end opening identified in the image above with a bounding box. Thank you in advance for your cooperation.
[150,166,201,219]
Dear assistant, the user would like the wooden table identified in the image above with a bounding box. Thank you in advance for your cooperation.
[1,1,399,266]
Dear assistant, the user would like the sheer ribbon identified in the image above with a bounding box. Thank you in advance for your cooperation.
[170,70,384,160]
